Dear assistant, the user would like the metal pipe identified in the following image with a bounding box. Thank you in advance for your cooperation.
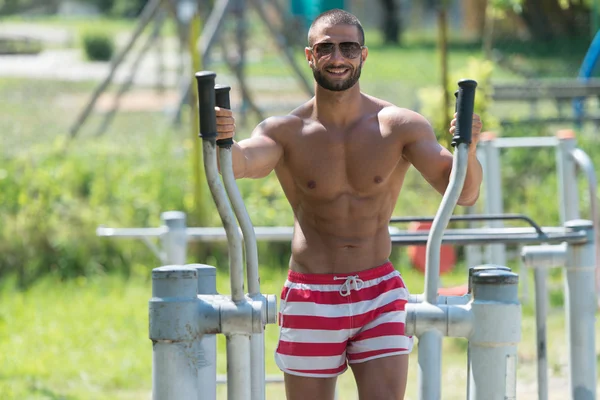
[196,71,251,400]
[215,85,264,400]
[151,266,204,400]
[520,242,567,400]
[570,147,600,307]
[196,71,245,302]
[425,144,470,302]
[227,335,252,400]
[160,211,187,265]
[468,269,521,400]
[480,135,506,265]
[556,131,580,223]
[420,79,477,400]
[533,267,549,400]
[193,264,219,400]
[418,330,443,400]
[563,220,597,400]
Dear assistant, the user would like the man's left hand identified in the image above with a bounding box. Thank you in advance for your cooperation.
[449,113,483,153]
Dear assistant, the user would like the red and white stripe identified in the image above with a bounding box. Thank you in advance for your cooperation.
[275,262,413,378]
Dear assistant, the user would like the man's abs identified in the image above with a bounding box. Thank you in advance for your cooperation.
[289,217,393,274]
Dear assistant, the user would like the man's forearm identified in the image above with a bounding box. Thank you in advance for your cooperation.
[217,141,247,179]
[457,153,483,206]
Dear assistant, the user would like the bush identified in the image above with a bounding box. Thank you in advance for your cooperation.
[81,30,115,61]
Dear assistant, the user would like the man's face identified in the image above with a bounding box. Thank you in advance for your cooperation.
[306,23,367,92]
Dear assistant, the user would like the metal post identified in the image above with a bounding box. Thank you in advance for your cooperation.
[480,133,506,266]
[193,264,219,400]
[564,220,597,400]
[465,264,511,399]
[160,211,188,265]
[468,269,521,400]
[151,266,207,399]
[521,243,568,400]
[556,130,580,223]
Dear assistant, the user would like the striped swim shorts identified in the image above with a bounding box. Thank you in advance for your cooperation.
[274,261,413,378]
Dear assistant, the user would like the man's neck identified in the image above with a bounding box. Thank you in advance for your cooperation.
[313,84,363,128]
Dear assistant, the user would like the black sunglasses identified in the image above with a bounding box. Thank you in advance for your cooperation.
[309,42,365,60]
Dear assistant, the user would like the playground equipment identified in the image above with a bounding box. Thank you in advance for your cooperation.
[68,0,311,138]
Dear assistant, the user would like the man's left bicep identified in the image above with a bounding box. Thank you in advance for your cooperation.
[403,139,454,195]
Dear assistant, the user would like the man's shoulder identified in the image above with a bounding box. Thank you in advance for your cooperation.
[373,102,431,131]
[255,114,304,138]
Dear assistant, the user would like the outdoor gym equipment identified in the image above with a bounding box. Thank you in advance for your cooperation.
[140,73,598,399]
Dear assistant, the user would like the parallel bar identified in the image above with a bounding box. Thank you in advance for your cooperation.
[492,136,559,148]
[391,231,587,246]
[97,225,589,245]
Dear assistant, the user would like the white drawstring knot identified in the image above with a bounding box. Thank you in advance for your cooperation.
[334,275,365,297]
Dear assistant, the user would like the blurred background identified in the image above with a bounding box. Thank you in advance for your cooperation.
[0,0,599,399]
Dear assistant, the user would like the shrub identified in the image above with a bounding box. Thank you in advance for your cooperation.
[81,30,115,61]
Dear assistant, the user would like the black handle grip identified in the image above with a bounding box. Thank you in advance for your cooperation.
[215,84,233,148]
[452,79,478,147]
[195,71,217,139]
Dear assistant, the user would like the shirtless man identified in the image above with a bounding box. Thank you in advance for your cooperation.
[215,9,483,400]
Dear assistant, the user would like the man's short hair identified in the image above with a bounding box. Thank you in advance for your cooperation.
[307,9,365,46]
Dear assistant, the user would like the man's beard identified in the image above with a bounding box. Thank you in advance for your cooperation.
[312,60,362,92]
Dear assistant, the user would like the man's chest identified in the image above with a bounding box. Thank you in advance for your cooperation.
[282,126,406,195]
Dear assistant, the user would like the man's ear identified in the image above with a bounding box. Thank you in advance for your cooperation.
[362,46,369,63]
[305,47,313,66]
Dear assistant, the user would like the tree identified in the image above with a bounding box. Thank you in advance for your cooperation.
[378,0,401,45]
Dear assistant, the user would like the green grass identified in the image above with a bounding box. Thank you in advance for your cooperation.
[1,268,598,400]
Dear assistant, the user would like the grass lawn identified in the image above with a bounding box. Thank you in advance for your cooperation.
[1,266,599,400]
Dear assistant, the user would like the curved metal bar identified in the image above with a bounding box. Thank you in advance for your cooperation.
[424,144,470,303]
[571,147,600,306]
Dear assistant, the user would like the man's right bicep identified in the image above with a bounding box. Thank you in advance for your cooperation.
[238,135,283,179]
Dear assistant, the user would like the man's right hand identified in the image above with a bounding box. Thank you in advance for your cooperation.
[216,107,235,140]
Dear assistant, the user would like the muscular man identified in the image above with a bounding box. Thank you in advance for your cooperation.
[215,9,483,400]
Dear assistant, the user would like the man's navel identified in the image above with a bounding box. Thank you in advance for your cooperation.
[307,180,317,189]
[374,176,383,184]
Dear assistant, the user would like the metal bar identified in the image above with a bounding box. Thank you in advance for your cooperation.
[98,225,588,245]
[390,213,546,237]
[418,330,443,400]
[492,136,559,148]
[227,335,252,400]
[151,266,203,400]
[96,227,165,237]
[570,148,600,307]
[533,267,549,400]
[194,265,218,400]
[219,145,264,400]
[160,211,187,265]
[391,230,587,246]
[468,270,521,400]
[215,83,265,400]
[556,132,580,223]
[481,137,507,265]
[563,220,597,400]
[425,144,469,302]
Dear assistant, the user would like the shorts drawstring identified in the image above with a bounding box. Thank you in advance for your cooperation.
[334,275,365,297]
